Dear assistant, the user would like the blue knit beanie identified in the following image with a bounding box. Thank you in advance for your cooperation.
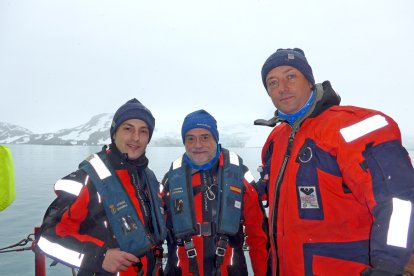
[110,98,155,141]
[261,48,315,90]
[181,110,219,143]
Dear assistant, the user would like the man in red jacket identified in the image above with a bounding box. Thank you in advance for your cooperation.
[162,109,269,275]
[255,48,414,275]
[37,99,166,276]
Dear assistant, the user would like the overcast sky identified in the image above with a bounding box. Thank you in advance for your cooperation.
[1,0,413,141]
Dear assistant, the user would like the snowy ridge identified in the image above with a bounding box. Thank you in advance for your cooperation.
[0,113,272,147]
[0,122,33,144]
[0,114,112,146]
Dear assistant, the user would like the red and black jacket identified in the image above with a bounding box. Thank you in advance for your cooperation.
[37,147,164,276]
[258,81,414,275]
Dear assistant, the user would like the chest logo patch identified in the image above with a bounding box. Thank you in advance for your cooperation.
[298,186,319,209]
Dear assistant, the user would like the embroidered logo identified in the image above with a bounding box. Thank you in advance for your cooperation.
[298,186,319,209]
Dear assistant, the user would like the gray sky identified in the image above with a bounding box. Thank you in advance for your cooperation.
[1,0,413,140]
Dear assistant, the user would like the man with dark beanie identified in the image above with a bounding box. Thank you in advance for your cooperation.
[255,48,414,275]
[162,109,269,275]
[37,99,167,275]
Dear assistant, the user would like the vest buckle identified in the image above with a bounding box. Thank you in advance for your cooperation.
[197,222,214,237]
[184,239,197,259]
[215,236,228,257]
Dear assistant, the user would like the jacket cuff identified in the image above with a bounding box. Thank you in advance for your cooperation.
[80,245,108,273]
[371,259,405,274]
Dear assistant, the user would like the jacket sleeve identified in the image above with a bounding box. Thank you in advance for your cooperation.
[241,165,269,276]
[337,112,414,274]
[37,170,108,273]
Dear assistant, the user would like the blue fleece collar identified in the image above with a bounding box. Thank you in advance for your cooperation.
[278,90,315,125]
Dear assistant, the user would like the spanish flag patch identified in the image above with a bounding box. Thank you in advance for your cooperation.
[229,185,241,194]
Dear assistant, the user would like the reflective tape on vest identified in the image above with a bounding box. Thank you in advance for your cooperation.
[54,179,84,196]
[340,114,388,143]
[229,151,239,166]
[86,154,111,179]
[37,236,84,267]
[387,197,412,248]
[173,156,183,170]
[244,170,254,184]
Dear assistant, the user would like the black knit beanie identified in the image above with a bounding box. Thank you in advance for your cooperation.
[110,98,155,141]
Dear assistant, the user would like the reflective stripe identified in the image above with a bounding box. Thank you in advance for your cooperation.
[387,197,412,248]
[173,156,183,170]
[97,192,102,203]
[37,236,84,267]
[54,179,84,196]
[340,115,388,143]
[87,154,111,179]
[229,151,239,166]
[176,247,180,266]
[244,170,255,183]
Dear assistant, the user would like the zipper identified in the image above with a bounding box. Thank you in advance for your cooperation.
[270,128,297,273]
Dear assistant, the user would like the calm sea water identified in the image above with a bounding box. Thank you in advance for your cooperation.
[0,145,263,276]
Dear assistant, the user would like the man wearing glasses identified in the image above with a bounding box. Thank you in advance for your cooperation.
[162,109,269,275]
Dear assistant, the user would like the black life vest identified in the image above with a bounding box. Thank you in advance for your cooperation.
[80,150,167,257]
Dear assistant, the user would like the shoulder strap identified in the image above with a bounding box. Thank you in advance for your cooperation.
[216,149,244,235]
[166,156,198,239]
[143,167,168,243]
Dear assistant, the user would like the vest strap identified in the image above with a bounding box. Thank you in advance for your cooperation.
[153,246,164,275]
[184,238,199,275]
[132,258,143,274]
[215,235,229,274]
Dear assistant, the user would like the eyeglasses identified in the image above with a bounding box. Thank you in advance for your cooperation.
[184,134,212,144]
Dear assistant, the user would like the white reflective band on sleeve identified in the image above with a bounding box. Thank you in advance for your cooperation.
[340,114,388,143]
[54,179,84,196]
[87,154,111,179]
[37,236,84,267]
[172,157,183,170]
[244,170,255,183]
[387,197,412,248]
[229,151,239,166]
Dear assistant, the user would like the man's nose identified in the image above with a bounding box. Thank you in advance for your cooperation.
[278,79,289,92]
[133,130,140,141]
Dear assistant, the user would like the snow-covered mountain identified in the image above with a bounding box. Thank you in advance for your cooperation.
[0,114,112,146]
[0,122,33,144]
[0,114,272,147]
